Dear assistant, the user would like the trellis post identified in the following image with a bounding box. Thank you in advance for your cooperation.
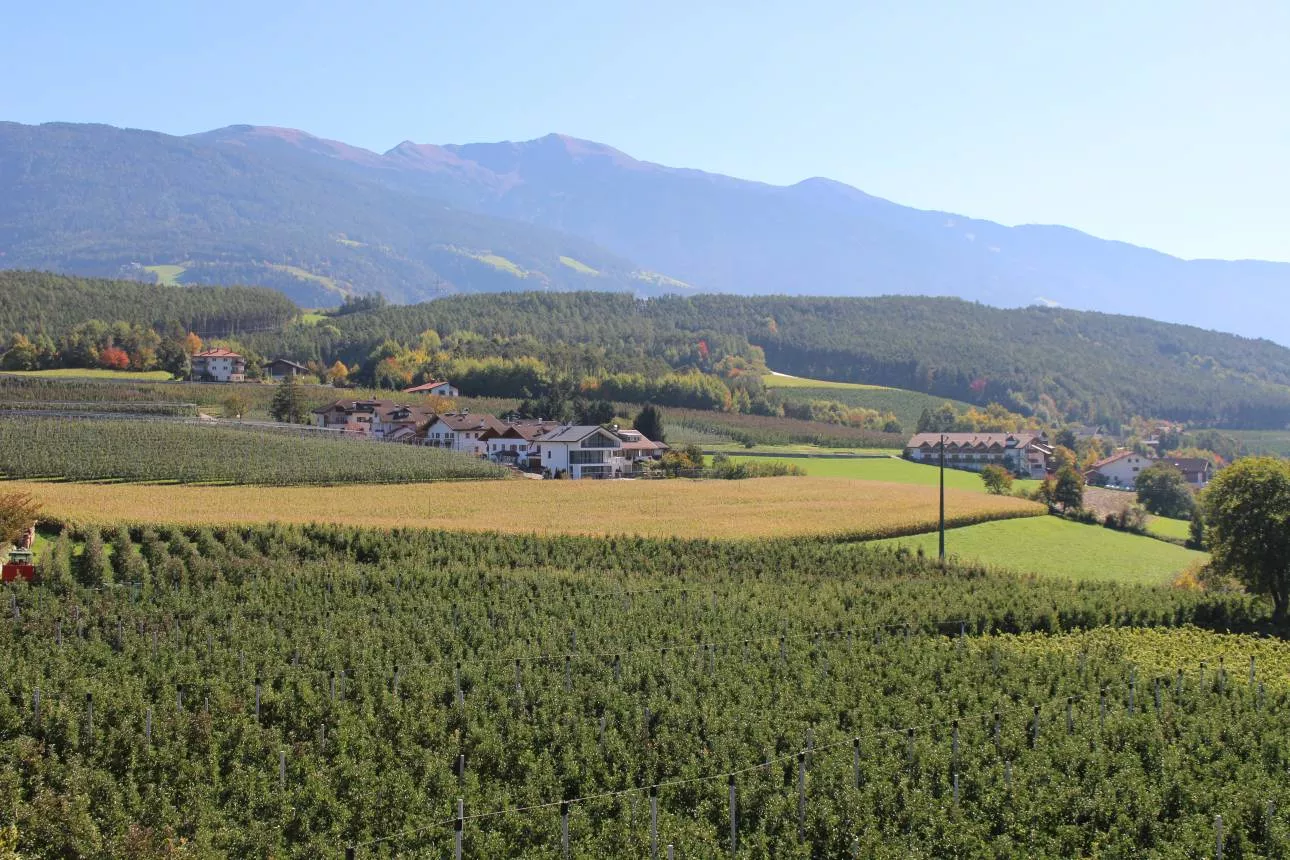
[650,786,659,860]
[728,774,738,856]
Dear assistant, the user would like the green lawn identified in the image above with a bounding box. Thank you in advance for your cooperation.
[297,312,328,325]
[729,454,1039,491]
[763,372,892,391]
[1146,515,1191,541]
[1,368,174,380]
[142,264,186,285]
[870,516,1207,585]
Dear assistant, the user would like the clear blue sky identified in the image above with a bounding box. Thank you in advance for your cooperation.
[3,1,1287,262]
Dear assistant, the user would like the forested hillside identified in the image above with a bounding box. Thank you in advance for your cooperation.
[5,276,1290,428]
[244,292,1290,427]
[0,271,297,338]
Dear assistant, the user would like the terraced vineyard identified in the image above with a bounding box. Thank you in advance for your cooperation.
[0,418,506,485]
[1,525,1286,857]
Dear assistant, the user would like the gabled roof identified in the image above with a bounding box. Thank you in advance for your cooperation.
[496,420,562,441]
[268,358,309,371]
[403,380,455,394]
[431,412,507,433]
[193,348,243,359]
[1087,450,1144,471]
[534,425,620,444]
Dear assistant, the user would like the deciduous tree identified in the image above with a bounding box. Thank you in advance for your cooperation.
[1135,462,1195,518]
[979,464,1014,495]
[1201,457,1290,623]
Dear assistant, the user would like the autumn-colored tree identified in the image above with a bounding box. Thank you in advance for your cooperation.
[327,360,350,386]
[0,492,40,548]
[99,346,131,370]
[183,331,204,354]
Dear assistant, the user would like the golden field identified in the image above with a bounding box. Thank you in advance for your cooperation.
[10,477,1042,540]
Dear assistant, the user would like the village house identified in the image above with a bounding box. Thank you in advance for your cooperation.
[371,403,438,441]
[904,432,1053,479]
[1084,451,1156,488]
[191,348,246,383]
[1163,457,1214,489]
[613,426,669,468]
[423,412,508,456]
[311,398,392,435]
[1084,451,1213,490]
[266,358,310,382]
[531,424,629,479]
[403,379,459,397]
[486,420,562,468]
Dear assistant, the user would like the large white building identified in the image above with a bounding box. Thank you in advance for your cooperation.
[531,425,629,479]
[904,432,1053,479]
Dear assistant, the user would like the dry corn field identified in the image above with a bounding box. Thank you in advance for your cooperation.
[10,477,1042,539]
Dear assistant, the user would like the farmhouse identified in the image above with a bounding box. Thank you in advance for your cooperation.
[403,379,459,397]
[266,358,310,382]
[191,348,246,383]
[1084,451,1156,488]
[904,432,1052,479]
[531,424,629,479]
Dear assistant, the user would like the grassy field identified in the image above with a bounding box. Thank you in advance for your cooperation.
[12,477,1042,539]
[730,454,1040,491]
[764,372,977,433]
[297,311,328,325]
[870,516,1207,585]
[1147,515,1192,541]
[265,263,348,296]
[141,264,186,285]
[764,372,892,391]
[0,368,175,381]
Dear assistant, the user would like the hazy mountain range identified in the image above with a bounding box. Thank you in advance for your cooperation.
[2,120,1287,343]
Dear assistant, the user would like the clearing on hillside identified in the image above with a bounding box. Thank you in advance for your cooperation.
[141,264,187,285]
[764,371,977,432]
[871,515,1207,585]
[13,476,1042,539]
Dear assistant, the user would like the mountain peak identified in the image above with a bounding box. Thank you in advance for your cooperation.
[191,124,386,167]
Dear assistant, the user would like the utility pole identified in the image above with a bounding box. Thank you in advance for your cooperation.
[938,433,946,561]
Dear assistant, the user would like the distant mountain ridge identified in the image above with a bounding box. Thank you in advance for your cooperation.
[2,120,1287,343]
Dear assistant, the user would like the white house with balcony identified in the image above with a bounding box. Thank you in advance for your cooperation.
[191,348,246,382]
[532,425,628,479]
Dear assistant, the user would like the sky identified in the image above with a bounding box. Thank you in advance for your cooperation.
[3,0,1288,262]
